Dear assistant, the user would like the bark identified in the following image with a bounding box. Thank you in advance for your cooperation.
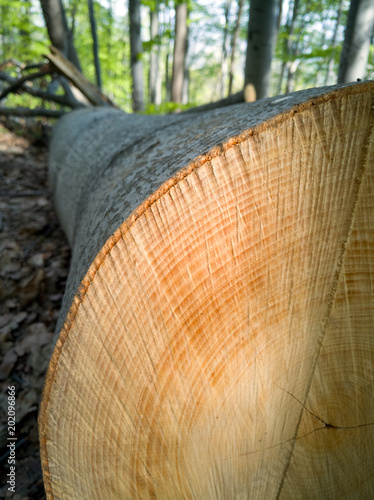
[244,0,279,99]
[40,82,374,500]
[149,1,161,105]
[88,0,102,88]
[228,0,244,96]
[129,0,144,111]
[40,0,82,71]
[338,0,374,83]
[171,2,188,103]
[182,66,189,104]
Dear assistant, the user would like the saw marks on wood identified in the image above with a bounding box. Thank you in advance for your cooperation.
[40,86,374,499]
[278,118,374,500]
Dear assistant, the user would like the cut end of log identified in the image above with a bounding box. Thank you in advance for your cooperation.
[39,82,374,499]
[244,82,256,102]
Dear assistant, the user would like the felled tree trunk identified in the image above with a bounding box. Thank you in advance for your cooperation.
[39,82,374,499]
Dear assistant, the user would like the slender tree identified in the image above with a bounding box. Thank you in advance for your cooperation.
[163,6,173,101]
[171,1,188,103]
[285,0,299,93]
[244,0,279,100]
[88,0,102,88]
[338,0,374,83]
[220,0,232,99]
[324,0,344,85]
[228,0,244,96]
[149,1,161,105]
[40,0,81,70]
[129,0,144,111]
[276,0,298,95]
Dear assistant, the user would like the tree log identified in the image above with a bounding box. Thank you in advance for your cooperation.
[40,82,374,499]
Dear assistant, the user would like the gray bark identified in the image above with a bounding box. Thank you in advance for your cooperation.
[182,66,189,104]
[40,0,82,71]
[171,2,188,103]
[129,0,144,111]
[48,82,370,341]
[88,0,102,88]
[338,0,374,83]
[244,0,279,100]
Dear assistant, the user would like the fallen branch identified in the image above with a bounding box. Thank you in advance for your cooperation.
[0,107,65,118]
[45,46,116,107]
[0,65,51,101]
[0,59,24,71]
[0,71,82,109]
[0,48,116,116]
[182,90,245,114]
[182,84,257,114]
[0,190,50,198]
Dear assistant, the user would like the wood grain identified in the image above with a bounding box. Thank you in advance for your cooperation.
[40,82,374,499]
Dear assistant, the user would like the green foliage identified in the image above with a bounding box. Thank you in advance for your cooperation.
[63,0,133,111]
[0,0,372,116]
[0,0,47,61]
[143,34,163,52]
[273,0,353,92]
[145,101,193,113]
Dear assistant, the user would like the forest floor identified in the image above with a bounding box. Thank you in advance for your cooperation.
[0,124,71,500]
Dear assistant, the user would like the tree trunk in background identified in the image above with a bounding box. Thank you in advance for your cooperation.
[40,82,374,500]
[244,0,279,100]
[149,1,161,105]
[338,0,374,83]
[277,0,283,33]
[324,0,344,85]
[182,66,189,104]
[276,0,298,95]
[171,2,188,103]
[40,0,81,71]
[228,0,243,96]
[88,0,102,88]
[129,0,144,111]
[285,0,299,94]
[220,0,232,99]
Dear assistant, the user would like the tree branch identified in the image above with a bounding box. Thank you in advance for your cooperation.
[182,89,245,114]
[0,70,83,109]
[0,65,52,101]
[45,46,115,107]
[0,107,65,118]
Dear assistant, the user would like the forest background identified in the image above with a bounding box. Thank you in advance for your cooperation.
[0,0,373,117]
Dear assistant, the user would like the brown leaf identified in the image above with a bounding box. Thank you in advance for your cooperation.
[0,314,11,328]
[14,323,52,356]
[18,269,44,306]
[0,347,17,380]
[27,344,52,375]
[0,311,27,335]
[16,388,39,421]
[27,252,44,268]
